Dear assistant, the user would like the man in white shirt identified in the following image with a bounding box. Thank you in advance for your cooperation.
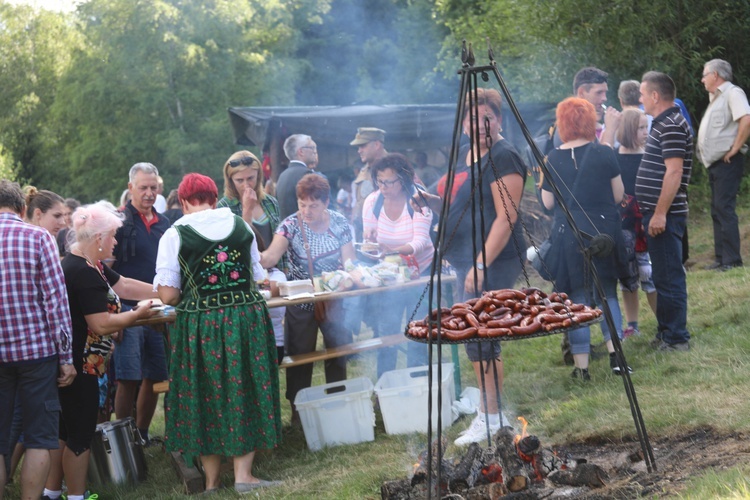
[697,59,750,271]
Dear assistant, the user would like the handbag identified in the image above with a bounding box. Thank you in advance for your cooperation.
[298,213,330,323]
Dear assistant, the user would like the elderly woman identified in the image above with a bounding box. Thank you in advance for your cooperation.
[412,88,526,446]
[155,174,282,495]
[260,174,355,422]
[43,201,159,500]
[218,150,288,361]
[541,97,627,381]
[361,153,432,376]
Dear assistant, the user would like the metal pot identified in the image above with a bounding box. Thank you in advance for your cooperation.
[88,417,148,485]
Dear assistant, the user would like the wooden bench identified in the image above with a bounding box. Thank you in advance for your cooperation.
[153,334,410,394]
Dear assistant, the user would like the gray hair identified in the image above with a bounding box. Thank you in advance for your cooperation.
[0,179,25,214]
[283,134,312,161]
[705,59,732,82]
[618,80,641,107]
[128,162,159,182]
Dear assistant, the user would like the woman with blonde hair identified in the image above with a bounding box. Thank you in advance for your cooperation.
[43,201,159,500]
[217,150,288,362]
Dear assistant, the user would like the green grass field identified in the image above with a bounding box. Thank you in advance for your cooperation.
[6,190,750,499]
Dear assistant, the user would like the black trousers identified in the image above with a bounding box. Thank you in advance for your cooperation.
[709,154,744,266]
[284,302,352,406]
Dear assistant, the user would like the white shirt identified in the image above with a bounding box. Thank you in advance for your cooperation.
[154,207,265,290]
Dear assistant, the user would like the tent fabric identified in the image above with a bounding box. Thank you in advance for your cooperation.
[228,104,459,152]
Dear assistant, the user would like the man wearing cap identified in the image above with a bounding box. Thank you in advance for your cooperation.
[276,134,319,219]
[350,127,387,241]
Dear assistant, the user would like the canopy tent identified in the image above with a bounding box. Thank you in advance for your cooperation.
[227,103,555,179]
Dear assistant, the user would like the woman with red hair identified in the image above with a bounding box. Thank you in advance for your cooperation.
[154,173,282,494]
[541,97,627,381]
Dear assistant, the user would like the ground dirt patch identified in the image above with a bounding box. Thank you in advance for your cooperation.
[550,427,750,498]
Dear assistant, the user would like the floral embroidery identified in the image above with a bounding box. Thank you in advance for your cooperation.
[200,245,247,290]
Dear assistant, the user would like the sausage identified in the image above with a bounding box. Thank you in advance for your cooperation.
[465,297,480,306]
[487,312,522,328]
[573,312,595,323]
[408,326,427,338]
[511,319,542,335]
[492,289,526,301]
[521,287,546,298]
[464,312,480,328]
[489,306,511,317]
[539,312,575,324]
[472,295,492,314]
[478,311,492,323]
[451,302,471,312]
[452,307,474,318]
[482,327,511,337]
[543,321,566,332]
[429,307,452,320]
[441,327,478,341]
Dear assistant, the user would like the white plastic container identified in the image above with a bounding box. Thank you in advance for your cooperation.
[374,363,455,435]
[294,377,375,451]
[278,279,314,296]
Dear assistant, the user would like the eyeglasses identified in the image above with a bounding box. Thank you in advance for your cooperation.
[702,71,715,78]
[228,157,256,168]
[376,178,401,188]
[300,146,318,153]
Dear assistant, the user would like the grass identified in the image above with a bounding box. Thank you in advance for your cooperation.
[7,193,750,499]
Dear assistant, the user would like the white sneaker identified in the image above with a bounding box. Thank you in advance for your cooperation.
[454,416,500,446]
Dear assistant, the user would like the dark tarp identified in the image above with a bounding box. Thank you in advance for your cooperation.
[227,103,555,177]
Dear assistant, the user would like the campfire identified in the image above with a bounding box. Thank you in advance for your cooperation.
[382,419,609,499]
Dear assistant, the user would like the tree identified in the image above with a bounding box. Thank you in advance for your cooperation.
[47,0,331,202]
[0,3,80,190]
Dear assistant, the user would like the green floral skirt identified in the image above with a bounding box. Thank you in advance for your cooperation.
[165,302,281,457]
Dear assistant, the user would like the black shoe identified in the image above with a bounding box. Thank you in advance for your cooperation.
[609,353,633,375]
[571,367,590,381]
[657,341,690,352]
[720,262,743,272]
[704,261,722,270]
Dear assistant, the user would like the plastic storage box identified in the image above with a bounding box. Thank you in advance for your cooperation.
[374,363,455,435]
[294,377,375,451]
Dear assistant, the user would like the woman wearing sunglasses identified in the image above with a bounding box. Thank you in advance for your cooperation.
[218,151,288,363]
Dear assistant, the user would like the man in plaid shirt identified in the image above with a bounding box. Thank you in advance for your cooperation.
[0,179,75,500]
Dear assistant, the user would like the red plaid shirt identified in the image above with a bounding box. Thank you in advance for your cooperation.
[0,212,73,365]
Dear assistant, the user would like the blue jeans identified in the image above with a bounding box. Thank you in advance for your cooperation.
[568,279,623,355]
[643,212,689,345]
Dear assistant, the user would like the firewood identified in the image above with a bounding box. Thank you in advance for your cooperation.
[493,427,530,492]
[462,482,509,499]
[449,442,484,489]
[547,462,608,488]
[380,479,412,500]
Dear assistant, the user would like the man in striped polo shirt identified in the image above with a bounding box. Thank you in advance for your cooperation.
[635,71,693,351]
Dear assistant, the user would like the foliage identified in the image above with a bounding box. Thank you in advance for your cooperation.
[45,0,322,202]
[434,0,750,120]
[0,145,17,181]
[0,3,80,187]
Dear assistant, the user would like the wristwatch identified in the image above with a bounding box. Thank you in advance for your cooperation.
[475,262,485,271]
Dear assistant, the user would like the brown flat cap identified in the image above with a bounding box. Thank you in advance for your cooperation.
[350,127,386,146]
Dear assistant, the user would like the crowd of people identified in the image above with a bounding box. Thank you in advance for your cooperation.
[1,56,749,498]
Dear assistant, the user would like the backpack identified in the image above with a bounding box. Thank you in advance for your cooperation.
[372,188,439,245]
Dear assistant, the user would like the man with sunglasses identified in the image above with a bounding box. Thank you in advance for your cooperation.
[276,134,320,219]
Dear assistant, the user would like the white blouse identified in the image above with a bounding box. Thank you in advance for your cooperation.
[154,207,265,290]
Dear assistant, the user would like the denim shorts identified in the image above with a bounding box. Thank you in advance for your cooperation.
[636,251,656,293]
[0,358,61,453]
[113,305,169,381]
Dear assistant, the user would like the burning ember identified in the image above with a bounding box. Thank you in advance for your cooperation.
[382,418,610,499]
